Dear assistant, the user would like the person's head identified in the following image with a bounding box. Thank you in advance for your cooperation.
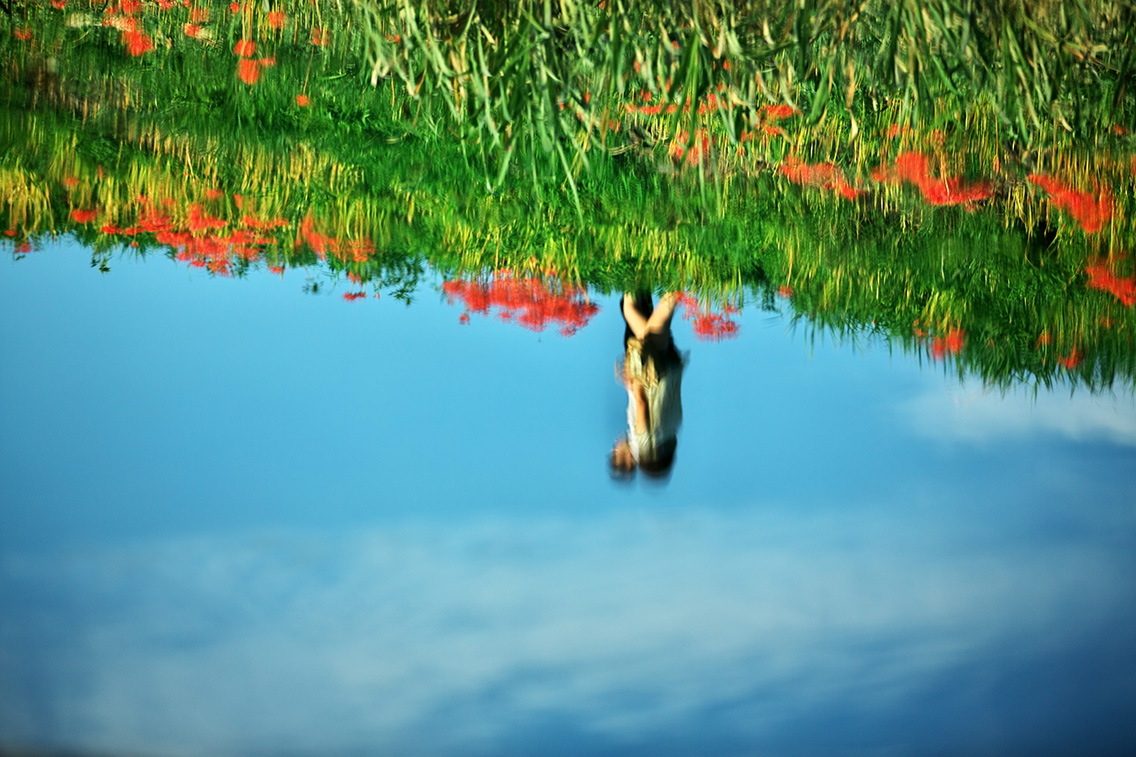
[637,438,677,482]
[609,436,636,481]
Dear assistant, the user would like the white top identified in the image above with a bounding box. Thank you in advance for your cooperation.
[620,337,685,463]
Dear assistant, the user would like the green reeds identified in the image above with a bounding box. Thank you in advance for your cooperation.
[354,0,1134,195]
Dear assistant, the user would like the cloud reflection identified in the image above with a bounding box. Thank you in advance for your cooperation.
[900,384,1136,446]
[2,509,1135,755]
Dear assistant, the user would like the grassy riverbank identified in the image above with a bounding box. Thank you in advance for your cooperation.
[2,1,1134,389]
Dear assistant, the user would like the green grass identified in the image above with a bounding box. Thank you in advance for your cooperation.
[1,1,1135,390]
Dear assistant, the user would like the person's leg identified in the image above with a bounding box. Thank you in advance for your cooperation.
[645,292,677,334]
[622,293,651,340]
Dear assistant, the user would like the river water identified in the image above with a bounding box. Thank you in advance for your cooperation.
[2,236,1134,755]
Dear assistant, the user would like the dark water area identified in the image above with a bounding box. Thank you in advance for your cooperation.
[2,237,1135,756]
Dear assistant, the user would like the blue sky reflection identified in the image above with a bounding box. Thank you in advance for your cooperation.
[2,239,1135,755]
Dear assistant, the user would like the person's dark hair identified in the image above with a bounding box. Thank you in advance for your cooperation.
[637,438,677,482]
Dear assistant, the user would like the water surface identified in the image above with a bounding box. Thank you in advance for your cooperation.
[2,237,1135,755]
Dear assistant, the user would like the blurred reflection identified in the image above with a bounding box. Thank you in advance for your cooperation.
[611,291,687,481]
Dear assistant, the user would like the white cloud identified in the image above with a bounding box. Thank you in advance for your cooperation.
[899,383,1136,445]
[1,510,1133,755]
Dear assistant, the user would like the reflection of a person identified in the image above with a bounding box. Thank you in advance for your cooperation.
[611,291,686,480]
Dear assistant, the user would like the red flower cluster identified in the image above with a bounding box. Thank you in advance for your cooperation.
[780,158,865,200]
[930,327,965,359]
[675,292,739,341]
[1028,174,1114,234]
[124,30,154,56]
[233,39,256,57]
[1085,261,1136,306]
[238,58,262,85]
[872,152,992,208]
[61,188,295,277]
[294,214,373,262]
[1059,348,1083,369]
[763,104,795,121]
[442,272,599,335]
[188,203,226,232]
[671,129,712,165]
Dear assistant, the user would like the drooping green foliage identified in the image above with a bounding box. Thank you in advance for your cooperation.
[356,0,1135,193]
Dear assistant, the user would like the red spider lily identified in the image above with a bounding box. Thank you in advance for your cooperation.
[780,158,865,200]
[1028,174,1114,234]
[459,313,471,324]
[3,229,15,236]
[190,7,209,22]
[762,104,795,122]
[873,152,991,208]
[675,292,740,341]
[52,1,67,9]
[120,0,141,13]
[15,242,32,254]
[123,30,154,56]
[443,272,599,335]
[187,204,226,232]
[204,188,223,200]
[158,0,175,9]
[100,224,120,234]
[156,230,192,245]
[311,27,328,46]
[1085,261,1136,306]
[345,239,375,262]
[296,94,311,106]
[1059,348,1083,369]
[241,215,288,230]
[778,285,793,298]
[237,58,261,85]
[233,39,256,57]
[297,214,333,257]
[1037,332,1051,346]
[343,292,367,301]
[258,57,275,68]
[671,129,712,165]
[268,265,285,274]
[62,177,79,187]
[138,210,172,232]
[14,27,33,41]
[268,11,287,29]
[930,328,965,359]
[70,209,99,224]
[697,92,725,115]
[183,23,202,38]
